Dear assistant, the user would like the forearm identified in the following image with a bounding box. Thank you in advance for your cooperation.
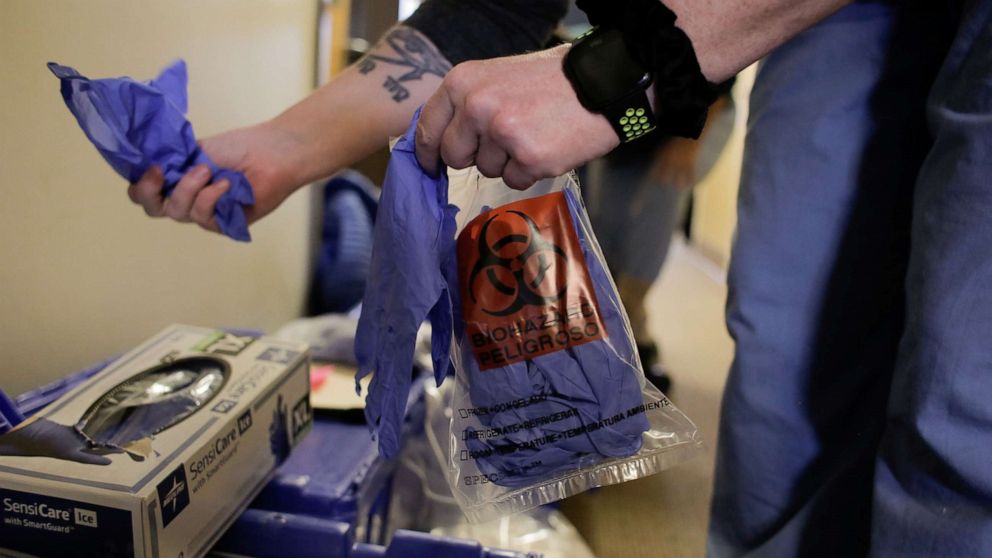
[664,0,852,81]
[267,25,449,190]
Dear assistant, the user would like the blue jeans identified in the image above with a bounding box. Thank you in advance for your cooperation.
[709,1,992,556]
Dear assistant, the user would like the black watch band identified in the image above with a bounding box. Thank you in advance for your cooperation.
[605,87,656,143]
[563,26,657,144]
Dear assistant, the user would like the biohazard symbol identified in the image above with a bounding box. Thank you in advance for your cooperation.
[467,210,569,317]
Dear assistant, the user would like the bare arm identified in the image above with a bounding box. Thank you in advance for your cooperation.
[129,25,448,232]
[667,0,851,81]
[272,25,451,188]
[416,0,853,187]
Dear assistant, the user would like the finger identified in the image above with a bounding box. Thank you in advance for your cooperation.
[503,159,538,190]
[416,85,455,175]
[475,136,509,178]
[189,180,229,233]
[439,111,479,170]
[163,164,212,222]
[75,449,113,466]
[128,166,166,217]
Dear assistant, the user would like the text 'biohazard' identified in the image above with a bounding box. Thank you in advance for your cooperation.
[457,191,607,369]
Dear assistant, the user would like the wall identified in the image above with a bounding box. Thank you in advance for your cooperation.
[0,0,318,395]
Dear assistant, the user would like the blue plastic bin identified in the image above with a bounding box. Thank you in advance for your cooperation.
[351,530,538,558]
[213,514,536,558]
[214,509,352,558]
[249,419,382,523]
[244,380,426,543]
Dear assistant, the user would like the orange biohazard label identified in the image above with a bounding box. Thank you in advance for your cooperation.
[457,191,607,370]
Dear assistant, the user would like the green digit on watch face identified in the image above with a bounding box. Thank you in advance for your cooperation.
[620,117,629,125]
[625,108,635,117]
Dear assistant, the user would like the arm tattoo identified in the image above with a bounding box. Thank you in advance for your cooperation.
[358,27,452,103]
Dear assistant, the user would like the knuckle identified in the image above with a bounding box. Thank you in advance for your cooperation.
[463,90,496,121]
[442,150,472,170]
[477,163,499,178]
[189,204,207,225]
[445,61,476,92]
[513,143,542,169]
[415,120,435,149]
[506,176,530,190]
[490,113,519,144]
[163,203,188,222]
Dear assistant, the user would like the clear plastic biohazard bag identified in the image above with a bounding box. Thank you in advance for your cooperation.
[441,167,702,522]
[356,111,702,523]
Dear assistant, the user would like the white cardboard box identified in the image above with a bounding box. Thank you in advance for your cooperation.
[0,325,312,558]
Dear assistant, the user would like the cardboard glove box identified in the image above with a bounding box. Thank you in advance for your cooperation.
[0,325,312,558]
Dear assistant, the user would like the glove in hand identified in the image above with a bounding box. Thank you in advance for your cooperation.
[49,60,255,241]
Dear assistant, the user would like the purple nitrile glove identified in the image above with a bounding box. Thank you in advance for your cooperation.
[49,60,255,241]
[355,108,458,458]
[0,418,114,466]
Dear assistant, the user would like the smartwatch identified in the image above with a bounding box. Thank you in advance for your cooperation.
[563,27,656,143]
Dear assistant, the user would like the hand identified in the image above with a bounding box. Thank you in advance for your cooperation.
[415,45,619,190]
[650,137,703,190]
[127,121,306,234]
[0,418,114,465]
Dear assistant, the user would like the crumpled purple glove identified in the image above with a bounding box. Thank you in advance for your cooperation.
[48,60,255,241]
[355,108,458,458]
[0,418,115,466]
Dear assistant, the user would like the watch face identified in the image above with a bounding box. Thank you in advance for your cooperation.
[567,28,649,109]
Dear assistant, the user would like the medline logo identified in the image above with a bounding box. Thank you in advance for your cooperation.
[156,465,190,528]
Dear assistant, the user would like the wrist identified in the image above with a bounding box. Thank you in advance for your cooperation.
[563,27,657,144]
[577,0,718,139]
[256,117,317,193]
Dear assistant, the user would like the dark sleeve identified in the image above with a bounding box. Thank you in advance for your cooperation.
[715,76,736,97]
[404,0,570,65]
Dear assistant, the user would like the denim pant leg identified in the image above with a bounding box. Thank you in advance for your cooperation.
[708,3,950,556]
[871,2,992,555]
